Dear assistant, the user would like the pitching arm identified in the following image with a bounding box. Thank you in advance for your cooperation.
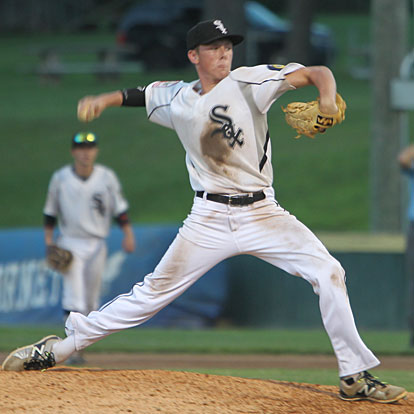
[77,87,146,122]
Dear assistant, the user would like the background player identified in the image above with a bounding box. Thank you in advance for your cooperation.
[2,20,407,403]
[43,131,136,363]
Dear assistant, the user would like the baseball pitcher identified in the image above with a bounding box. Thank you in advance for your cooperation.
[2,20,406,403]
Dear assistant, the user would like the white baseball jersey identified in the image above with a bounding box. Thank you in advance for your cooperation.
[61,63,380,378]
[43,164,128,239]
[145,63,303,194]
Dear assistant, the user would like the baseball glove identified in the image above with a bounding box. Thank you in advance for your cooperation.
[46,245,73,273]
[282,93,346,139]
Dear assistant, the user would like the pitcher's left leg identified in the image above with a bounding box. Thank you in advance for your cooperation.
[238,204,379,377]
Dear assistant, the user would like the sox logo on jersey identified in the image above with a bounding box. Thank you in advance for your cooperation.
[92,193,105,216]
[209,105,244,148]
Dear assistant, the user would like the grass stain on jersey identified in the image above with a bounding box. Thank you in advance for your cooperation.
[200,122,232,178]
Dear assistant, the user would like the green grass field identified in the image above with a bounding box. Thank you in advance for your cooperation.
[1,326,414,355]
[1,326,414,390]
[2,13,410,231]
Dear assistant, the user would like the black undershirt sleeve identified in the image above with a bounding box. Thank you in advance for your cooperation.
[44,214,57,228]
[121,87,146,107]
[115,211,130,227]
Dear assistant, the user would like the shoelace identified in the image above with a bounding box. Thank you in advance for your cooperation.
[359,371,387,389]
[23,350,56,370]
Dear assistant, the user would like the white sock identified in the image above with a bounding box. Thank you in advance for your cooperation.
[51,335,76,364]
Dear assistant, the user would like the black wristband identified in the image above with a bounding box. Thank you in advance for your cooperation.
[121,87,146,107]
[115,211,130,227]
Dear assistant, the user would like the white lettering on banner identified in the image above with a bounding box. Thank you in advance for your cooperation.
[0,259,61,312]
[32,263,48,309]
[0,252,126,313]
[0,263,19,311]
[14,262,33,311]
[49,270,61,305]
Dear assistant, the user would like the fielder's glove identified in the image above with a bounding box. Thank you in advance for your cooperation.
[46,245,73,273]
[282,93,346,139]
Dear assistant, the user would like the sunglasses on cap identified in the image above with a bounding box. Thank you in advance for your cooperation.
[72,132,98,147]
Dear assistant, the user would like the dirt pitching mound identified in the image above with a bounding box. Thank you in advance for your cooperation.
[1,369,413,414]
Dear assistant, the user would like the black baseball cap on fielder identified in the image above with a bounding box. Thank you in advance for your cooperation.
[72,132,98,148]
[186,19,244,50]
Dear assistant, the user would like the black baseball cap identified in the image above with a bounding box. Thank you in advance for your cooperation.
[186,19,244,50]
[72,132,98,148]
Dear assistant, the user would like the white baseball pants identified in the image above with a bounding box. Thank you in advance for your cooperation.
[58,236,107,315]
[65,187,379,376]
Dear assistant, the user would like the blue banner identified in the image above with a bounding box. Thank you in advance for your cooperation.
[0,225,228,327]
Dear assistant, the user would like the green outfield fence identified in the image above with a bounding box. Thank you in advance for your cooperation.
[223,250,408,330]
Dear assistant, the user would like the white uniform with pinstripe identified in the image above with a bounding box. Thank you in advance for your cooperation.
[66,64,379,377]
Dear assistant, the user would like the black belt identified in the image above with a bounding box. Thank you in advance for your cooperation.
[196,190,265,206]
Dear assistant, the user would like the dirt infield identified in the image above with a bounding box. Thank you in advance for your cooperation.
[2,354,414,413]
[1,368,413,414]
